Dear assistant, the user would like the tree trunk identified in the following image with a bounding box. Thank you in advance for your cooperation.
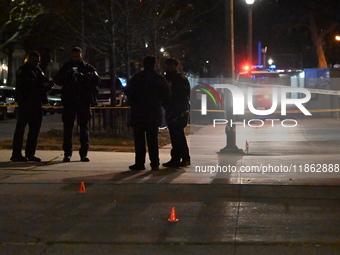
[6,48,14,86]
[109,0,116,107]
[309,13,335,68]
[315,39,328,68]
[127,55,131,80]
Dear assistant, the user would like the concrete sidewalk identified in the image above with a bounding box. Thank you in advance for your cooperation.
[0,118,340,254]
[1,118,340,185]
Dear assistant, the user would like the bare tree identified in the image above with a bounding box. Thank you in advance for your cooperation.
[43,0,202,105]
[0,1,45,51]
[44,0,201,72]
[279,0,338,68]
[0,0,45,85]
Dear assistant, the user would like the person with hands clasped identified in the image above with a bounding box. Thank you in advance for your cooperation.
[53,47,100,163]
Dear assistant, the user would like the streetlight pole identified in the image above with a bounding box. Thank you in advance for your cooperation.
[230,0,235,82]
[262,46,267,68]
[220,0,242,154]
[245,0,255,65]
[225,0,235,82]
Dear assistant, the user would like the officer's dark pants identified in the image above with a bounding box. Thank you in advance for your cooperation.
[133,123,159,168]
[167,116,190,163]
[12,106,43,157]
[62,107,90,158]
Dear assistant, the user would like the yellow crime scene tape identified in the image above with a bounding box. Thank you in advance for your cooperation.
[191,109,340,113]
[192,84,340,114]
[0,105,130,110]
[2,105,340,114]
[1,86,339,113]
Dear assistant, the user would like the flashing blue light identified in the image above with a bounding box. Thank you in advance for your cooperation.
[119,77,126,87]
[252,65,264,69]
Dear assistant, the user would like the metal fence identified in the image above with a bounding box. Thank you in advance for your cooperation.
[89,107,131,134]
[0,104,132,134]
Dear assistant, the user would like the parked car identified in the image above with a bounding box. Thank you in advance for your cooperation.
[236,68,283,119]
[44,85,62,115]
[236,69,282,85]
[97,75,127,107]
[0,86,17,120]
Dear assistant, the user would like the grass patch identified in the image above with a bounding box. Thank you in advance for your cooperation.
[0,124,204,151]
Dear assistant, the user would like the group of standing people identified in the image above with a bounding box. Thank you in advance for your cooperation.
[10,50,190,171]
[124,56,191,171]
[10,47,100,163]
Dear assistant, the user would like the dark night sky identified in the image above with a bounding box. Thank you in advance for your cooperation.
[185,0,340,77]
[3,0,339,78]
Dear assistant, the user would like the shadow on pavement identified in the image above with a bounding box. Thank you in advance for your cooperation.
[62,168,186,184]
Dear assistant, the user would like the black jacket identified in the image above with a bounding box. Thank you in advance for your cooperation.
[15,62,48,107]
[165,71,190,115]
[53,60,100,108]
[124,69,170,126]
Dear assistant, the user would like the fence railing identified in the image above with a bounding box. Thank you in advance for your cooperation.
[1,104,132,134]
[89,106,131,134]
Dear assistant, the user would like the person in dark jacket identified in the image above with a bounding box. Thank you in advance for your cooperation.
[124,56,170,171]
[162,58,191,168]
[11,51,52,162]
[53,47,100,162]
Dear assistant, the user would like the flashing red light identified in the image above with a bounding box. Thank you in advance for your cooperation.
[243,65,250,71]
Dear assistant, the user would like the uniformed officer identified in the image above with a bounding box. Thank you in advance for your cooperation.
[162,58,191,168]
[53,47,100,162]
[11,51,51,162]
[124,56,170,171]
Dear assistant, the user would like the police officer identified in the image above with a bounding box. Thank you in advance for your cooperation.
[162,58,191,168]
[124,56,170,171]
[53,47,100,162]
[11,51,51,162]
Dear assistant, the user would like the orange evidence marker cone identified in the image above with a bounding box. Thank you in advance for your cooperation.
[245,140,249,154]
[78,181,86,193]
[168,207,179,222]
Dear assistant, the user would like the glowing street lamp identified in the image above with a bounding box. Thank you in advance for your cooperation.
[268,58,273,66]
[245,0,255,5]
